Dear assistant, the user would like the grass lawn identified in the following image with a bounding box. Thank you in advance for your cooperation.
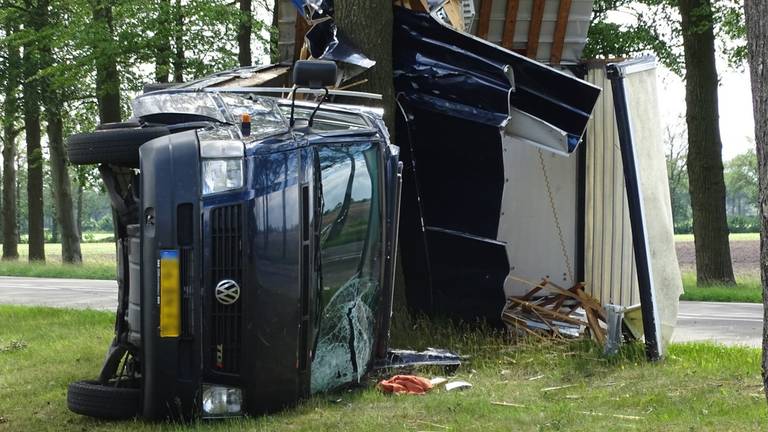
[0,243,115,280]
[674,232,759,242]
[0,306,765,431]
[680,273,763,303]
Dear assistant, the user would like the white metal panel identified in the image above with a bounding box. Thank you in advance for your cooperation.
[623,65,682,345]
[499,135,579,297]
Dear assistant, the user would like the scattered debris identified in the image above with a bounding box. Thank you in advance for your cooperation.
[377,375,434,395]
[527,374,545,381]
[444,381,473,392]
[375,348,462,374]
[491,401,526,408]
[429,377,448,386]
[414,419,450,430]
[541,384,577,392]
[578,411,642,420]
[502,278,607,343]
[0,340,27,353]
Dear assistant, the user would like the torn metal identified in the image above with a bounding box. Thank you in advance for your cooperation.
[294,0,376,81]
[394,7,600,324]
[375,348,462,373]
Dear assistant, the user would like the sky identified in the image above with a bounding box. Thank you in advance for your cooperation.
[656,63,755,161]
[606,6,755,161]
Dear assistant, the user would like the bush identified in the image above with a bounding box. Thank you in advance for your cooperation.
[728,215,760,233]
[675,217,759,234]
[674,220,693,234]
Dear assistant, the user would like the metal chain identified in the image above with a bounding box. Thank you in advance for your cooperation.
[537,149,574,283]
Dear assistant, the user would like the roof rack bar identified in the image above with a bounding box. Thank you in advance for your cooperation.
[203,87,383,100]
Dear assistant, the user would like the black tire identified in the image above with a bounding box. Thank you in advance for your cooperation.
[66,127,169,167]
[67,380,141,420]
[96,121,142,131]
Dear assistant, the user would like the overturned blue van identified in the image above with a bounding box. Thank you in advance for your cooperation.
[65,61,402,420]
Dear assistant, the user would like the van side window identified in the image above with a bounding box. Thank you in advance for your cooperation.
[311,140,382,393]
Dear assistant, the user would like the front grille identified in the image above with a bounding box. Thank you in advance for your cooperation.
[210,204,243,374]
[180,248,194,338]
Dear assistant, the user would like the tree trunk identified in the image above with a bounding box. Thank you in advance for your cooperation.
[155,0,172,83]
[172,0,184,83]
[77,182,83,240]
[22,5,45,261]
[44,97,82,263]
[238,0,252,66]
[37,0,82,264]
[334,0,395,131]
[91,0,122,124]
[679,0,734,285]
[270,0,279,63]
[49,191,58,244]
[1,22,20,260]
[744,0,768,402]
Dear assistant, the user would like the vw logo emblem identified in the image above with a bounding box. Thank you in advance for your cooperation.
[215,280,240,305]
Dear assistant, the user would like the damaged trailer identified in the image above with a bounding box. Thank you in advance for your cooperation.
[395,0,682,359]
[282,0,681,358]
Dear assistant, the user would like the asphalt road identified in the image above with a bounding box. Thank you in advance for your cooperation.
[673,300,763,348]
[0,277,763,347]
[0,276,117,310]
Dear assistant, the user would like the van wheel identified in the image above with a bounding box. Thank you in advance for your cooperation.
[67,380,140,420]
[66,126,169,167]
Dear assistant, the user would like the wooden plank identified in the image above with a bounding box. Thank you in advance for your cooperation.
[476,0,493,39]
[550,0,573,64]
[293,11,309,63]
[443,0,465,31]
[527,0,545,59]
[502,314,548,341]
[408,0,429,12]
[506,298,584,326]
[501,0,520,50]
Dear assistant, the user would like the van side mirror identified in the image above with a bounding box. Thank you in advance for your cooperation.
[292,60,337,89]
[290,60,338,127]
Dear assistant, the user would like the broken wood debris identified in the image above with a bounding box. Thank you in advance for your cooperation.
[502,279,607,342]
[541,384,576,392]
[577,411,642,420]
[491,401,527,408]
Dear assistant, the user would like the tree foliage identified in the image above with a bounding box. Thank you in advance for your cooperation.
[584,0,747,74]
[0,0,274,262]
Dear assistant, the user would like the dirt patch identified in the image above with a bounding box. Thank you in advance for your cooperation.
[676,239,759,278]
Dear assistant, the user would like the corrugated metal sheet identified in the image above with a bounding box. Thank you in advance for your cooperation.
[584,63,640,307]
[468,0,593,64]
[584,61,682,349]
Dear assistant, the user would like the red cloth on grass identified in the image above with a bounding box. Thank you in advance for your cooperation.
[377,375,433,395]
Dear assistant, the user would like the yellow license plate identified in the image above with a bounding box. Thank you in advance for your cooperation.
[159,250,181,338]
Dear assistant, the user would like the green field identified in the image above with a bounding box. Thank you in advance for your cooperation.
[674,232,759,242]
[0,305,765,431]
[0,243,115,279]
[680,273,763,303]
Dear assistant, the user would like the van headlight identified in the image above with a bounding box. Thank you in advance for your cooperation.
[198,129,246,196]
[202,158,243,195]
[201,385,243,417]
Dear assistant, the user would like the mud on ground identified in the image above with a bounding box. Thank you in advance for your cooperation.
[676,239,759,278]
